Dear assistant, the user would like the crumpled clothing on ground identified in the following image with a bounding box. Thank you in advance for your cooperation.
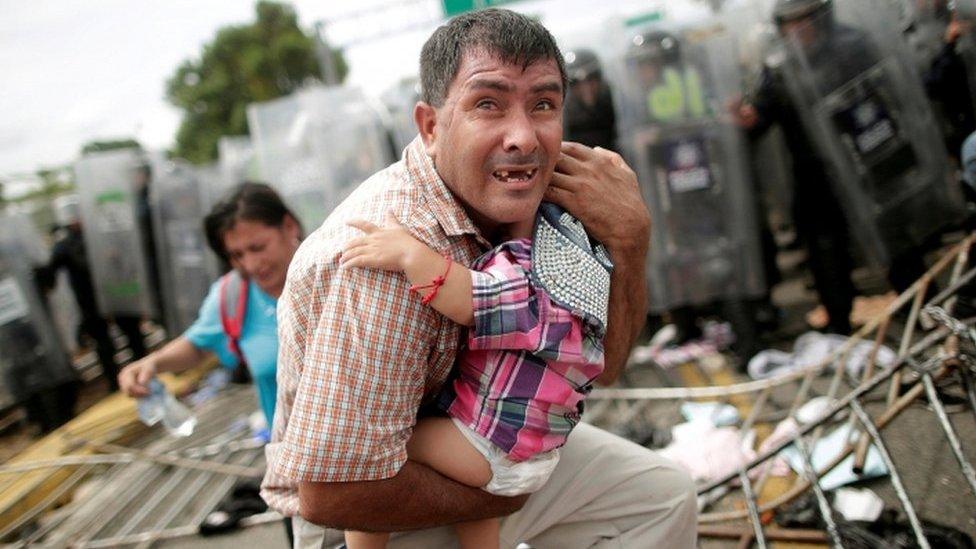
[754,417,799,478]
[659,420,756,483]
[629,321,734,369]
[747,331,897,380]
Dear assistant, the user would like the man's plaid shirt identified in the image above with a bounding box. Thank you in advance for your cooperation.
[261,138,491,516]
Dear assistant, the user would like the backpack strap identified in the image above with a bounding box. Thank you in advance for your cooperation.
[218,271,249,367]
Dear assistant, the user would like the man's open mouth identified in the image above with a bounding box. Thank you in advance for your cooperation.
[492,168,538,183]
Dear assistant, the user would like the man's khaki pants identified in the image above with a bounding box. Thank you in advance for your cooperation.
[292,423,698,548]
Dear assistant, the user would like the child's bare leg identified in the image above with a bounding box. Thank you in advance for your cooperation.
[456,518,501,549]
[344,419,496,549]
[407,417,492,488]
[409,418,498,548]
[344,530,389,549]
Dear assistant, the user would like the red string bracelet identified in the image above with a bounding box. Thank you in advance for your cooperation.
[409,255,453,305]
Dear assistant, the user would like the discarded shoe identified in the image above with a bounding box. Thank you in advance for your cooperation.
[199,480,268,536]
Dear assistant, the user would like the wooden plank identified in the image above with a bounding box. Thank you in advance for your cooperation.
[0,365,213,535]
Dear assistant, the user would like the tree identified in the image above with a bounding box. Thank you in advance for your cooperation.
[166,1,346,164]
[35,167,74,192]
[4,167,75,204]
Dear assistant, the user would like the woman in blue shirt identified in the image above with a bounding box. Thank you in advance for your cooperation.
[117,183,302,427]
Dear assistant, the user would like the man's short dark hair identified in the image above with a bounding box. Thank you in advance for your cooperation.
[419,8,567,107]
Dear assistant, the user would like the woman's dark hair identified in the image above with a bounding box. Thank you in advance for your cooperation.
[203,182,303,261]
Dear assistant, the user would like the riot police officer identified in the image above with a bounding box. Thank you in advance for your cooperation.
[924,4,976,163]
[735,0,962,333]
[3,212,80,431]
[732,0,877,335]
[563,48,618,151]
[620,25,768,360]
[39,197,123,391]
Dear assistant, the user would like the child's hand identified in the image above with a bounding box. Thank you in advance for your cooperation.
[342,212,422,272]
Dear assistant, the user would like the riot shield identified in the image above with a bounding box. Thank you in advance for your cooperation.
[73,149,158,318]
[716,5,794,222]
[380,77,421,157]
[961,38,976,134]
[149,159,213,335]
[956,0,976,130]
[195,164,230,280]
[776,0,964,266]
[7,209,82,355]
[248,85,395,231]
[894,0,950,70]
[0,213,76,411]
[217,136,256,190]
[615,25,766,312]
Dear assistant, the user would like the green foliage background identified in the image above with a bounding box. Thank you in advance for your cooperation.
[166,1,347,164]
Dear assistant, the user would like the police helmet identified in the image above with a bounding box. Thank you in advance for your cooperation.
[53,195,81,227]
[564,49,602,84]
[628,30,682,65]
[772,0,831,24]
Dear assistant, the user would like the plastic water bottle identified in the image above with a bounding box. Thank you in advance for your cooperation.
[137,379,197,437]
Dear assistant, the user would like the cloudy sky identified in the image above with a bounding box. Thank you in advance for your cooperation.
[0,0,715,185]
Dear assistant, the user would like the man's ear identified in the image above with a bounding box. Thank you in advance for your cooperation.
[414,101,439,157]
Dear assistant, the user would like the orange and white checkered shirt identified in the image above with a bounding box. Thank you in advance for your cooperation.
[260,137,491,516]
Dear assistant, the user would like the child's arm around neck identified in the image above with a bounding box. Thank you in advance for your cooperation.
[341,212,474,326]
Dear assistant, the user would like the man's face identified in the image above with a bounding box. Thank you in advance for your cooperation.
[636,58,662,90]
[419,52,564,234]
